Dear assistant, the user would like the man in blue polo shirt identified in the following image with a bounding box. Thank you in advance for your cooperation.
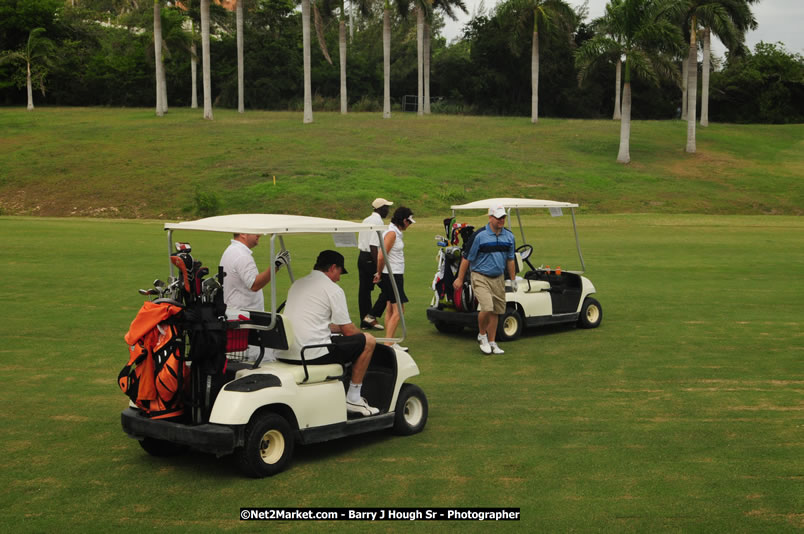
[453,204,517,355]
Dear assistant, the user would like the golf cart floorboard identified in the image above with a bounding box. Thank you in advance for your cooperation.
[299,413,395,445]
[427,307,580,329]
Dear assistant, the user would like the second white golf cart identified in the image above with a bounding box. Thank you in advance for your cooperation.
[427,198,602,341]
[120,214,427,478]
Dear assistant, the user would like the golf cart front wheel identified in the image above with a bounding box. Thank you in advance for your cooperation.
[497,309,523,341]
[578,297,603,329]
[393,384,428,436]
[237,413,294,478]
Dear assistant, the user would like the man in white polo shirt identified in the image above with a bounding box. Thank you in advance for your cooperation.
[220,233,290,313]
[283,250,379,416]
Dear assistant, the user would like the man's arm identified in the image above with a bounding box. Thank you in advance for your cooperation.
[453,257,470,290]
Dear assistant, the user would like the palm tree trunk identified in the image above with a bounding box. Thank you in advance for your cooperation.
[190,39,198,109]
[681,57,688,120]
[302,0,313,123]
[531,27,539,124]
[236,0,244,113]
[153,1,164,116]
[416,7,423,116]
[201,0,213,120]
[160,59,168,113]
[685,21,697,153]
[700,27,710,127]
[424,21,431,114]
[613,59,621,120]
[617,80,631,164]
[383,8,391,119]
[340,19,347,114]
[26,61,34,110]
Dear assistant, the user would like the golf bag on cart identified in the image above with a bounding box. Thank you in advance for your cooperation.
[431,219,477,312]
[119,244,230,424]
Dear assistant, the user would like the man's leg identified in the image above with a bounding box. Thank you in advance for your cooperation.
[357,253,374,322]
[486,313,499,343]
[349,333,376,385]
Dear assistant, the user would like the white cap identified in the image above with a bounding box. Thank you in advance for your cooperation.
[489,204,507,218]
[372,198,394,209]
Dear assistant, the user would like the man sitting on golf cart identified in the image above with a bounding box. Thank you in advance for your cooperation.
[281,250,380,416]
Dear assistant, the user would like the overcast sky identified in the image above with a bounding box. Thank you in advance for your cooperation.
[441,0,804,56]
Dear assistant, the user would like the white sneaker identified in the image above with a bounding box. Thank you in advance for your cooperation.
[390,343,409,352]
[478,334,492,355]
[489,342,504,355]
[347,397,380,416]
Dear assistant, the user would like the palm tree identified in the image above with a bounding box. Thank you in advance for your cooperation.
[498,0,577,124]
[425,0,468,114]
[302,0,313,123]
[0,28,54,111]
[154,0,166,115]
[576,0,683,163]
[682,0,755,151]
[699,0,757,127]
[201,0,213,119]
[587,0,626,120]
[236,0,245,113]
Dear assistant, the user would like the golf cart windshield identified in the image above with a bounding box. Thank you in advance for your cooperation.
[450,198,586,273]
[163,214,404,340]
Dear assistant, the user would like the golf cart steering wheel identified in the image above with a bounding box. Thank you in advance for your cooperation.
[516,244,537,272]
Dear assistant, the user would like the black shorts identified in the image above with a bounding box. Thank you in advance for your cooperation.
[309,333,367,365]
[379,273,409,304]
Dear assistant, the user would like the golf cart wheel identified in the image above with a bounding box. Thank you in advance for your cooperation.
[237,413,294,478]
[497,309,523,341]
[138,437,187,457]
[434,321,463,334]
[392,384,428,436]
[578,297,603,329]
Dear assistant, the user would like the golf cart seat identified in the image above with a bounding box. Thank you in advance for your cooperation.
[523,280,551,293]
[245,312,348,384]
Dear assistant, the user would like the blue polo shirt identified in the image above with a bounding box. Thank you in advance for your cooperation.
[464,224,516,277]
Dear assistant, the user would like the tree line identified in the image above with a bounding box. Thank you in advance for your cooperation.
[2,0,802,129]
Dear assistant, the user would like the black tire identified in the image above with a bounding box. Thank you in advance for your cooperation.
[236,413,294,478]
[138,437,187,457]
[497,309,523,341]
[434,321,463,334]
[392,384,428,436]
[578,297,603,329]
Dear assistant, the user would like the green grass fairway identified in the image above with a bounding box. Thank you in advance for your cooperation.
[1,214,802,532]
[1,108,802,218]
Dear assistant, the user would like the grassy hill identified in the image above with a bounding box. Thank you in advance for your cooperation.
[1,107,802,219]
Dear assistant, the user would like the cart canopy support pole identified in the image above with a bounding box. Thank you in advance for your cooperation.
[571,208,586,273]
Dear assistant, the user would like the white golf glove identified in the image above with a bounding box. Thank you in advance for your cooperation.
[274,250,291,270]
[510,279,518,292]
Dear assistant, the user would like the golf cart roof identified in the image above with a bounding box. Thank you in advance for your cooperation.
[451,198,578,210]
[164,214,386,235]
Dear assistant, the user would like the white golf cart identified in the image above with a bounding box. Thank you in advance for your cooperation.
[120,214,428,478]
[426,198,602,341]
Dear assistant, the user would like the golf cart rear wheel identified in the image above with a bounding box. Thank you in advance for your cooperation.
[497,309,523,341]
[434,321,463,334]
[393,384,428,436]
[138,437,187,457]
[237,413,294,478]
[578,297,603,329]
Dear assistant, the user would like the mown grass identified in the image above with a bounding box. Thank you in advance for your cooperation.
[0,108,802,218]
[1,213,802,532]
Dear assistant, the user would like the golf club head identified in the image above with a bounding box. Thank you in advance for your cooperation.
[175,242,191,254]
[153,279,166,289]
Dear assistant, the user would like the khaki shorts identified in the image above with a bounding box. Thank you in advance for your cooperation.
[471,272,506,314]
